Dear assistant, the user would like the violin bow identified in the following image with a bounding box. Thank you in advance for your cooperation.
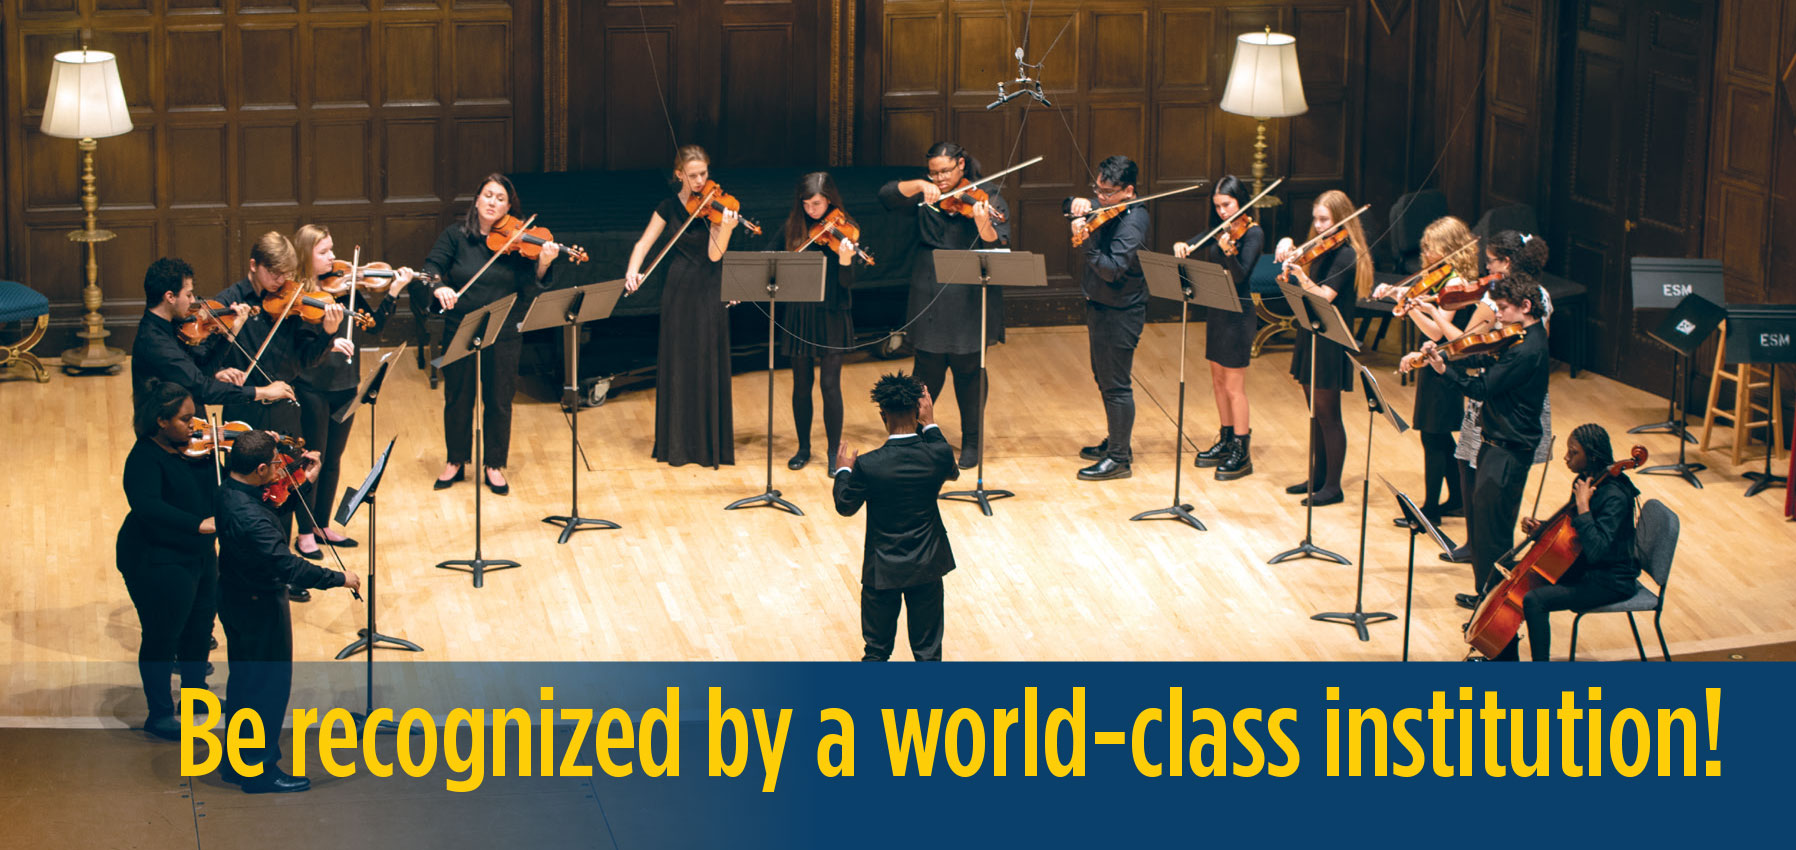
[919,155,1044,213]
[1386,254,1454,297]
[1179,179,1286,253]
[1284,204,1373,258]
[279,459,362,602]
[1066,179,1211,220]
[344,245,360,358]
[208,411,223,486]
[244,278,308,381]
[454,214,537,300]
[638,191,716,285]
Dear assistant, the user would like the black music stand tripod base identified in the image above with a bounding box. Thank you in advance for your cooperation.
[1311,608,1396,642]
[336,627,423,660]
[726,489,803,515]
[436,555,521,589]
[941,482,1014,517]
[1270,540,1352,565]
[545,514,622,543]
[1130,503,1206,531]
[1743,461,1787,498]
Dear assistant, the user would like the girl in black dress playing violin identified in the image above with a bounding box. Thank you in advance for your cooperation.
[1174,175,1264,481]
[777,172,861,471]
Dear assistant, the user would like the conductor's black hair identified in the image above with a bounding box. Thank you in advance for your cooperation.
[869,371,924,414]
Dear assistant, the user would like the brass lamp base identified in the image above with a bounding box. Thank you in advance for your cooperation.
[1248,117,1282,208]
[61,338,125,373]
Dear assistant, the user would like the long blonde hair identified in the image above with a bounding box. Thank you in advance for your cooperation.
[1420,216,1478,280]
[1309,190,1373,298]
[292,224,330,289]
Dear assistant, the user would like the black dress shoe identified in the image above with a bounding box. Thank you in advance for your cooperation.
[1301,490,1344,507]
[1393,516,1418,529]
[788,448,811,470]
[209,636,218,651]
[1285,481,1320,495]
[958,440,981,470]
[1455,593,1480,611]
[287,586,311,603]
[145,715,181,741]
[1077,458,1132,480]
[1438,502,1465,518]
[1439,545,1471,564]
[296,543,323,561]
[238,767,311,794]
[319,535,358,548]
[484,469,509,496]
[433,466,465,490]
[1079,439,1109,461]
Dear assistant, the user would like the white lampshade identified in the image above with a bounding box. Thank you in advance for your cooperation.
[41,49,133,140]
[1218,31,1308,120]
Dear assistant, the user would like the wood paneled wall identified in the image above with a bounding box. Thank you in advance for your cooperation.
[1,0,542,344]
[861,0,1373,320]
[1705,0,1796,308]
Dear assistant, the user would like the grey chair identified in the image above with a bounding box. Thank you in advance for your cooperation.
[1387,189,1449,273]
[1568,499,1678,661]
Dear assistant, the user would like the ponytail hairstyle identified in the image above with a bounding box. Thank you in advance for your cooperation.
[133,378,192,440]
[1312,190,1374,298]
[925,141,984,182]
[783,172,854,252]
[1486,230,1549,277]
[670,145,711,191]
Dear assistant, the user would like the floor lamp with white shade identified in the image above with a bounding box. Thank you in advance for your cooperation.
[1219,28,1307,209]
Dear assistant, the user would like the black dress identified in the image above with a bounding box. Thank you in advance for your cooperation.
[1411,300,1476,434]
[777,238,855,359]
[653,195,734,467]
[877,181,1010,355]
[1201,224,1265,370]
[1288,242,1359,391]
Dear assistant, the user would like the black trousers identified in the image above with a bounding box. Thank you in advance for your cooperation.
[1085,301,1145,462]
[913,350,985,444]
[218,586,294,770]
[861,579,944,662]
[1470,442,1532,594]
[119,555,217,719]
[441,333,522,468]
[1420,431,1462,516]
[1513,577,1632,662]
[293,384,357,535]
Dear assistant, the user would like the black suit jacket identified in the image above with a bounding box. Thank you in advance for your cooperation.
[833,425,960,590]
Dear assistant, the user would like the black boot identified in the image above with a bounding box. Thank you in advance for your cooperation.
[1215,431,1253,480]
[1194,426,1234,468]
[958,435,981,469]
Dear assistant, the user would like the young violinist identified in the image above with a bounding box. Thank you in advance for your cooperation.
[132,257,294,413]
[1275,189,1373,506]
[878,141,1009,468]
[1174,175,1264,480]
[118,380,219,740]
[624,145,739,469]
[1403,274,1550,607]
[209,232,343,439]
[1371,216,1479,530]
[289,225,412,558]
[418,173,560,492]
[1497,423,1640,661]
[1405,231,1555,569]
[774,172,859,470]
[213,429,359,794]
[1066,155,1148,481]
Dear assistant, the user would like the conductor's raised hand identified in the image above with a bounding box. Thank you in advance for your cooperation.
[835,442,858,472]
[917,385,936,428]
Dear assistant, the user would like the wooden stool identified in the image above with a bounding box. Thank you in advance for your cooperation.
[1699,321,1786,466]
[0,281,50,383]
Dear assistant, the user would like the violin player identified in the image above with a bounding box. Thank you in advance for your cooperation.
[213,429,359,794]
[1065,155,1148,482]
[623,145,739,469]
[1174,174,1265,482]
[132,257,294,413]
[1403,273,1550,612]
[772,171,860,471]
[1275,190,1373,507]
[415,173,559,494]
[878,141,1009,469]
[209,232,343,439]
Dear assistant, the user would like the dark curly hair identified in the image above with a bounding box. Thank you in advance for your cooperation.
[1491,271,1547,319]
[133,378,192,439]
[144,257,195,307]
[1487,230,1548,277]
[870,371,924,414]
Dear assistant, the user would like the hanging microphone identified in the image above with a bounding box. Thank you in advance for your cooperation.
[988,47,1053,110]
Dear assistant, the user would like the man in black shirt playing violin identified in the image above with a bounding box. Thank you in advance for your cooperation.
[1404,274,1549,611]
[132,257,295,412]
[1066,155,1149,481]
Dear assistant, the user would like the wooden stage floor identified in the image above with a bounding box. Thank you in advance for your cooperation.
[4,323,1794,721]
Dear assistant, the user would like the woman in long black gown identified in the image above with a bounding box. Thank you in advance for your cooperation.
[877,141,1009,468]
[625,145,740,468]
[775,172,860,471]
[1274,189,1372,506]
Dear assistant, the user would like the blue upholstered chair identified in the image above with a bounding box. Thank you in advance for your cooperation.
[0,281,51,383]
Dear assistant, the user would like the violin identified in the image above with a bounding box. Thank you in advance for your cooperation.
[807,208,875,265]
[1398,324,1527,373]
[318,260,439,295]
[1465,445,1649,658]
[1425,271,1503,312]
[1383,258,1456,311]
[1069,205,1125,247]
[1277,204,1372,284]
[178,300,260,346]
[1219,214,1255,256]
[487,214,590,263]
[186,421,305,458]
[261,278,375,329]
[261,449,317,507]
[937,179,1008,223]
[684,180,763,235]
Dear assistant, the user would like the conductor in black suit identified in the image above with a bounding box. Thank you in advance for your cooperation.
[833,372,960,661]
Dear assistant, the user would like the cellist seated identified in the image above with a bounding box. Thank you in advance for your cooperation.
[1495,423,1641,661]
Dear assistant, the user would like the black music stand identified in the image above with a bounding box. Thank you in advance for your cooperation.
[1268,279,1357,565]
[330,346,420,659]
[431,295,520,587]
[1627,258,1725,444]
[932,249,1047,516]
[720,252,828,516]
[519,281,626,540]
[1131,251,1238,531]
[1638,293,1727,488]
[1378,474,1454,661]
[1312,356,1405,640]
[1724,304,1796,497]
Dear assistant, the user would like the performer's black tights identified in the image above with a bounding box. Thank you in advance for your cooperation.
[1420,431,1462,518]
[791,352,844,455]
[913,350,986,443]
[1307,387,1347,496]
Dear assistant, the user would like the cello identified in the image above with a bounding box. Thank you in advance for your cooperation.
[1464,444,1648,658]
